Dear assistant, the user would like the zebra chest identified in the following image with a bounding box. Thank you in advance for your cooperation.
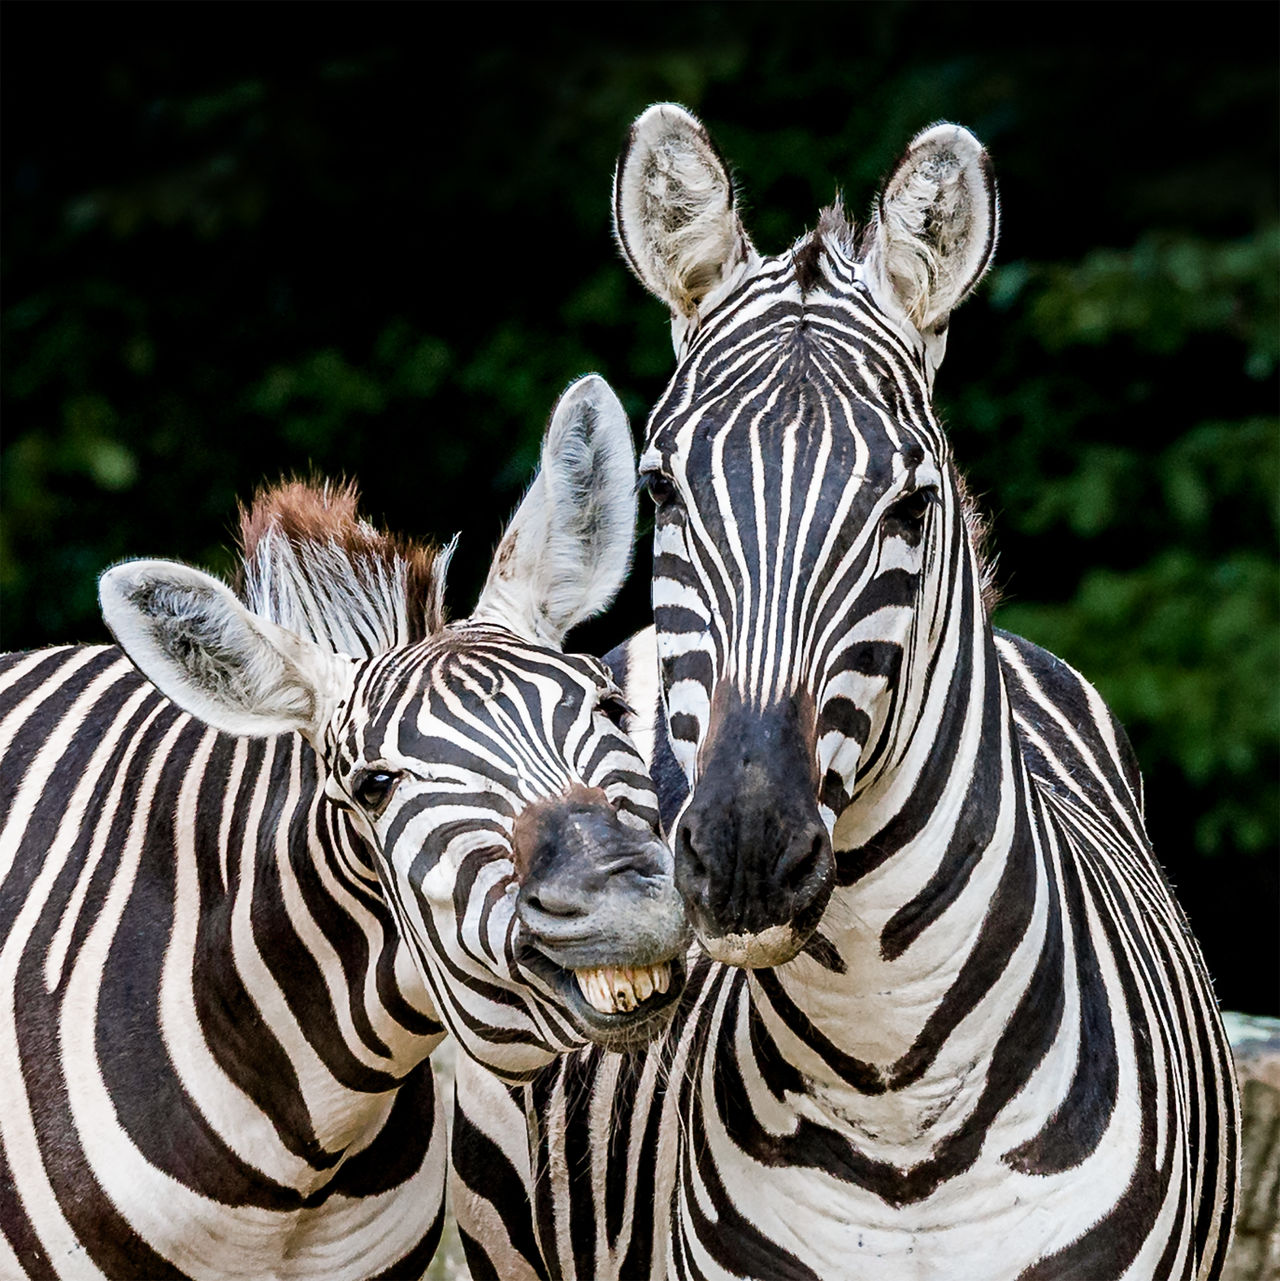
[665,1011,1153,1281]
[669,1157,1118,1281]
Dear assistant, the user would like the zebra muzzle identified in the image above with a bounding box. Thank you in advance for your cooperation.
[573,962,672,1015]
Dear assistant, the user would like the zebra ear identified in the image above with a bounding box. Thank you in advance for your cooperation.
[100,559,352,743]
[861,122,998,346]
[614,102,756,322]
[472,374,636,648]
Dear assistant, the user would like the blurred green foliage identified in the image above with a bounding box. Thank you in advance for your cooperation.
[958,232,1279,889]
[2,4,1275,1011]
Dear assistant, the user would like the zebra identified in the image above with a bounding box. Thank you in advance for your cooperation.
[452,107,1240,1280]
[0,373,688,1280]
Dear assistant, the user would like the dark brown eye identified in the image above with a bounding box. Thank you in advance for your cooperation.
[598,692,634,729]
[352,769,401,814]
[642,471,677,508]
[883,487,935,534]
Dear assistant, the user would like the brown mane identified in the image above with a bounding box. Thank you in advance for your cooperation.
[236,478,448,653]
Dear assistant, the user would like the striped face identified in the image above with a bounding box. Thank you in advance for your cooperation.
[323,624,687,1074]
[320,622,691,1070]
[616,106,996,965]
[641,258,962,962]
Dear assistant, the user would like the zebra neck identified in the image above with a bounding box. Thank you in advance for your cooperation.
[750,620,1051,1120]
[192,733,444,1172]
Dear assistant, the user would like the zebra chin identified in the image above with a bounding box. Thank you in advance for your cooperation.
[513,860,690,1048]
[687,856,832,968]
[676,843,835,966]
[698,922,809,969]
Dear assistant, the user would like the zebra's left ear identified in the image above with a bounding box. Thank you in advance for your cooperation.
[861,123,998,355]
[472,375,636,649]
[100,559,353,744]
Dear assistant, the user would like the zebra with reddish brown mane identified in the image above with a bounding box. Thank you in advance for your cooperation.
[1,376,688,1279]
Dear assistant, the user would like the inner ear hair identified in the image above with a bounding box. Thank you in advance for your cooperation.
[101,559,342,741]
[865,122,997,334]
[166,588,316,723]
[614,103,752,317]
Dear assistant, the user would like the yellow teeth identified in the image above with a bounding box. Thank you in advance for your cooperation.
[573,963,672,1015]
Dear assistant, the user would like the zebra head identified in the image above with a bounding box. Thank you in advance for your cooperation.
[99,375,688,1072]
[615,105,998,967]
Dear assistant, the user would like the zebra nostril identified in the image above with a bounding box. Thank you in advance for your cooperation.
[521,888,588,920]
[675,821,715,911]
[775,830,828,895]
[676,821,707,885]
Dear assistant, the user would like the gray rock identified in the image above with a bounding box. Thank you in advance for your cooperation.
[1224,1013,1280,1281]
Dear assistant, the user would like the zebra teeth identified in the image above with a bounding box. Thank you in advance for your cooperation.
[573,967,615,1015]
[631,966,655,1003]
[573,964,671,1015]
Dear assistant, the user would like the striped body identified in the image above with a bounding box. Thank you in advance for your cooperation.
[452,107,1238,1280]
[457,626,1239,1280]
[2,378,685,1280]
[0,643,446,1279]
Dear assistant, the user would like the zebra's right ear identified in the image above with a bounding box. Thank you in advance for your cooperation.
[100,559,353,743]
[614,103,757,323]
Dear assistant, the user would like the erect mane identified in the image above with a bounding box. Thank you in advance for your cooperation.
[236,478,450,659]
[790,202,858,294]
[952,465,1001,616]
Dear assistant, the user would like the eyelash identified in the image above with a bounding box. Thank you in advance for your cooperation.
[882,487,936,530]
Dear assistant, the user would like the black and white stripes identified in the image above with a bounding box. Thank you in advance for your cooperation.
[1,374,688,1279]
[0,642,449,1280]
[454,106,1239,1280]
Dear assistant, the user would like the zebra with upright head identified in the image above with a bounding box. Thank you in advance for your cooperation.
[454,108,1239,1280]
[0,374,688,1279]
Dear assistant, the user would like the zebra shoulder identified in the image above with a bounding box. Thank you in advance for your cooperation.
[993,627,1146,825]
[603,626,689,835]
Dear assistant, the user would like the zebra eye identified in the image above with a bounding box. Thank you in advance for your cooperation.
[352,769,401,814]
[882,487,935,535]
[642,471,677,508]
[598,692,634,729]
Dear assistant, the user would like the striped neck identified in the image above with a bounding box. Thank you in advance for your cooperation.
[189,730,443,1188]
[746,550,1050,1131]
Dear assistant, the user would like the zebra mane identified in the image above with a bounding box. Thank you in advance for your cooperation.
[236,478,451,659]
[952,465,1001,615]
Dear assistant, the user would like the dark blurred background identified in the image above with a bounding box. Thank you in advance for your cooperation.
[3,4,1276,1014]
